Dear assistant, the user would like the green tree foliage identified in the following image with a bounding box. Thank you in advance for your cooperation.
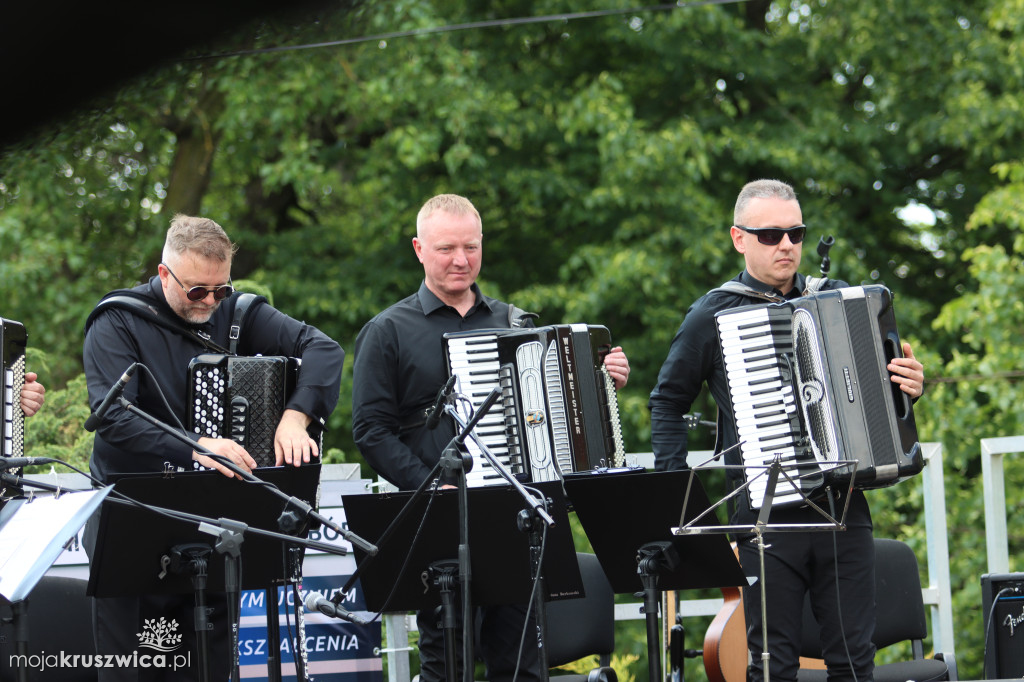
[3,0,1024,676]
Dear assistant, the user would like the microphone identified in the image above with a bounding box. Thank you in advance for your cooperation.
[84,363,138,432]
[425,375,457,430]
[0,457,53,470]
[303,592,369,625]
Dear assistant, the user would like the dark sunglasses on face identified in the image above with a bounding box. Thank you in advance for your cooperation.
[735,224,806,246]
[162,262,234,301]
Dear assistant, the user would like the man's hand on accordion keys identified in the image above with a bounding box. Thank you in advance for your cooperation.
[194,437,259,478]
[274,408,320,467]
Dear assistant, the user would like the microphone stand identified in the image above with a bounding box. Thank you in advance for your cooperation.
[431,387,502,682]
[113,395,377,556]
[673,456,855,682]
[443,392,556,682]
[335,386,554,682]
[93,396,377,681]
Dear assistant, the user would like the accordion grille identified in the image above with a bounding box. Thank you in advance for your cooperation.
[793,310,839,465]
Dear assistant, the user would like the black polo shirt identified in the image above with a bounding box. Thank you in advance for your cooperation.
[351,281,532,490]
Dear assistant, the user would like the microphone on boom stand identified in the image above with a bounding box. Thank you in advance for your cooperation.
[425,375,458,430]
[84,363,139,432]
[817,235,835,275]
[303,592,369,625]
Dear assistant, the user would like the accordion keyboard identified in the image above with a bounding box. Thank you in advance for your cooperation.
[717,306,824,508]
[446,333,519,486]
[2,319,26,460]
[0,318,27,501]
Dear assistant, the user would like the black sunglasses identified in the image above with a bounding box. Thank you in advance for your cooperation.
[162,262,234,301]
[735,224,806,246]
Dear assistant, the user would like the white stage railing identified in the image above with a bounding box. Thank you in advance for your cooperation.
[980,435,1024,574]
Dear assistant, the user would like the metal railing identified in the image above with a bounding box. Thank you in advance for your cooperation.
[980,435,1024,574]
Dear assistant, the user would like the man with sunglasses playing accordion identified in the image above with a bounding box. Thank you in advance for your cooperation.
[82,214,343,681]
[649,179,925,682]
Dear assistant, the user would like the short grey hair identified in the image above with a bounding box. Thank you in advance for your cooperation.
[733,179,798,225]
[416,194,482,238]
[161,214,236,265]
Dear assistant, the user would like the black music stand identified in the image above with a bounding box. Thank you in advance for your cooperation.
[563,469,746,682]
[89,464,321,596]
[673,457,856,682]
[87,464,322,682]
[341,480,583,613]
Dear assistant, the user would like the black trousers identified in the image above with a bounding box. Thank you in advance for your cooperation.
[91,591,231,682]
[736,495,876,682]
[416,603,541,682]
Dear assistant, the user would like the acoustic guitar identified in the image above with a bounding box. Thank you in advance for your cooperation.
[702,582,747,682]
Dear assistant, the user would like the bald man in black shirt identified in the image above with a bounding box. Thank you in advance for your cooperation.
[352,193,628,682]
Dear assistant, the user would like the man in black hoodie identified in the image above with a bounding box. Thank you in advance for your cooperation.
[83,213,343,681]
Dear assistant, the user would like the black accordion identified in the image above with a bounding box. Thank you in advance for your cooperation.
[714,285,922,509]
[443,324,625,487]
[0,318,27,500]
[187,354,299,468]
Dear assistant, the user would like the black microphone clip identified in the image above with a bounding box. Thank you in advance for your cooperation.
[84,362,139,432]
[425,375,458,430]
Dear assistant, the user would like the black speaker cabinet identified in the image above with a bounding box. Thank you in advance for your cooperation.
[981,572,1024,679]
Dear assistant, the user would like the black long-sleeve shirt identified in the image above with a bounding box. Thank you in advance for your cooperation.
[351,281,531,490]
[83,276,344,482]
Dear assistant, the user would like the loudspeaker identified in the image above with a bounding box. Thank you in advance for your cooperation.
[981,572,1024,679]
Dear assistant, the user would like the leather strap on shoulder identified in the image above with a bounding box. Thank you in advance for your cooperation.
[803,276,829,295]
[711,281,785,303]
[87,291,232,354]
[508,304,539,328]
[228,293,265,354]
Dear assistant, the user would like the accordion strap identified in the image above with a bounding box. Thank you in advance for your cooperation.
[88,291,241,355]
[712,281,785,303]
[803,276,829,295]
[713,276,831,302]
[508,304,538,328]
[228,293,262,354]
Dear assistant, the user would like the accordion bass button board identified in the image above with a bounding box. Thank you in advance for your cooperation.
[187,353,300,468]
[714,285,923,509]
